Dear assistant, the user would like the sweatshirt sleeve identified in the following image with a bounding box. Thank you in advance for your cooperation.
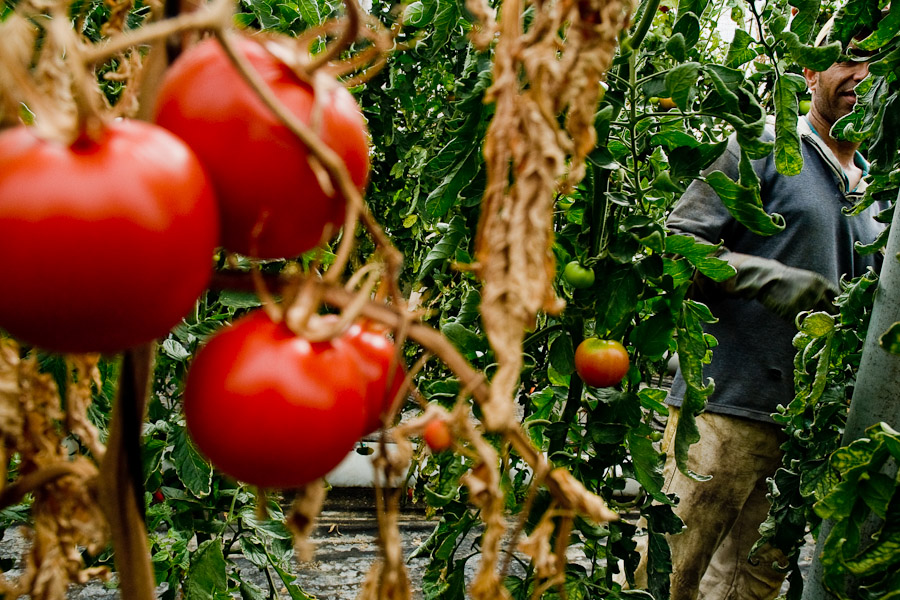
[665,136,741,246]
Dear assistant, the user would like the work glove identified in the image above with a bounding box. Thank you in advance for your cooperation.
[719,251,839,320]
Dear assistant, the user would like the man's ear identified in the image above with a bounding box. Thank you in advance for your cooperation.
[803,67,818,95]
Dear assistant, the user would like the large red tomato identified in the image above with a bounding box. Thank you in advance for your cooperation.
[0,121,218,354]
[153,36,370,259]
[344,321,406,434]
[574,338,630,388]
[183,311,370,489]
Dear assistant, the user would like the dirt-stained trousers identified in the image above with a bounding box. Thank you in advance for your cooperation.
[629,407,789,600]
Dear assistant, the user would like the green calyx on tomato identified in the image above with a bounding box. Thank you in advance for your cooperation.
[574,338,630,388]
[563,261,596,289]
[153,36,370,260]
[0,121,218,353]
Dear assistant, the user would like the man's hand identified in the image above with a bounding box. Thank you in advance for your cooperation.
[720,252,839,319]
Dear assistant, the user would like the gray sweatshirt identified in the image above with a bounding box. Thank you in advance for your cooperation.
[666,118,886,422]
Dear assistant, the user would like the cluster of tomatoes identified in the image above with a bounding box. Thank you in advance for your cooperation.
[0,36,403,489]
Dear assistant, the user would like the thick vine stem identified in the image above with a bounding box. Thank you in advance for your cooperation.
[96,344,157,600]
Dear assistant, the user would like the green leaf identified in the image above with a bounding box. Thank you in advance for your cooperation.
[441,321,485,354]
[664,233,720,260]
[789,0,821,42]
[879,322,900,354]
[672,13,700,47]
[627,425,668,503]
[549,334,575,375]
[239,581,267,600]
[424,146,479,218]
[703,65,741,113]
[429,0,460,57]
[418,215,467,279]
[239,537,269,569]
[241,509,294,540]
[652,170,684,194]
[667,139,729,180]
[270,561,317,600]
[799,312,836,337]
[855,0,900,51]
[774,73,807,176]
[704,171,786,236]
[842,506,900,577]
[183,539,227,600]
[292,0,320,26]
[672,300,716,480]
[170,425,213,498]
[162,338,191,361]
[666,33,686,62]
[218,290,262,309]
[590,423,628,445]
[857,472,895,519]
[403,0,437,26]
[832,0,889,46]
[781,31,841,71]
[595,265,642,337]
[725,29,758,68]
[665,62,701,111]
[651,130,701,148]
[630,311,676,360]
[638,388,669,415]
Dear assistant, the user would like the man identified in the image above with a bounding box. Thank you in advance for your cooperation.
[629,24,884,600]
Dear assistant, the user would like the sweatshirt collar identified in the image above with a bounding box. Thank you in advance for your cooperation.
[801,116,869,194]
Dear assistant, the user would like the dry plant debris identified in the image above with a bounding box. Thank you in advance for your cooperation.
[0,340,109,600]
[472,0,634,433]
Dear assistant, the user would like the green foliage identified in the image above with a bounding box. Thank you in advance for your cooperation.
[4,0,898,597]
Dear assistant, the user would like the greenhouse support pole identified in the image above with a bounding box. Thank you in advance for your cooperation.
[802,191,900,600]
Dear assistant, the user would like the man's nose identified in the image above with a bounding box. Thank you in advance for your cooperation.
[851,62,870,81]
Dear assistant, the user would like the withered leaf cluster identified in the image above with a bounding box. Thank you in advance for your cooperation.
[0,340,109,600]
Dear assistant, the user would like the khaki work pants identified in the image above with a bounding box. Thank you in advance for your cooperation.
[630,407,789,600]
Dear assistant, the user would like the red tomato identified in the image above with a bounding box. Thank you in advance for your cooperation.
[0,121,218,354]
[345,321,406,434]
[574,338,630,388]
[153,36,370,259]
[423,419,452,452]
[183,311,370,489]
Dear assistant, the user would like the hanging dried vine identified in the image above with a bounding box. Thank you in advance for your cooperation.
[472,0,634,433]
[0,341,109,600]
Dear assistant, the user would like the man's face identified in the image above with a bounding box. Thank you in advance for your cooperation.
[804,60,870,125]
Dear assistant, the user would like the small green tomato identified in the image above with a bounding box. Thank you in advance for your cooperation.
[563,261,596,289]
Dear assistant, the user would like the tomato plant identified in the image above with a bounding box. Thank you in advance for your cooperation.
[0,121,218,354]
[183,310,371,489]
[153,36,370,259]
[562,261,596,289]
[423,419,452,452]
[574,338,630,388]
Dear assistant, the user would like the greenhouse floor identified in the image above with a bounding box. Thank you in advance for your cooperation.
[0,486,815,599]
